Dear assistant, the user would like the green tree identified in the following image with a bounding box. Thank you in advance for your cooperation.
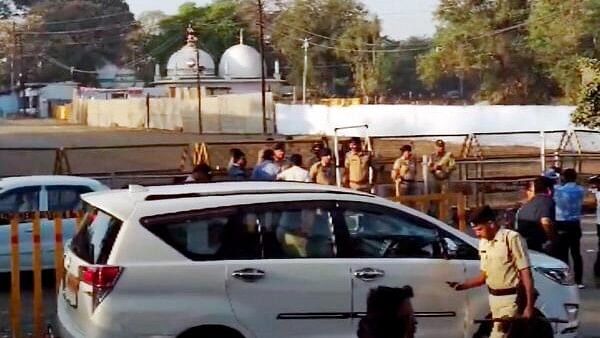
[528,0,600,103]
[417,0,555,104]
[572,58,600,128]
[142,0,256,81]
[17,0,136,85]
[271,0,378,98]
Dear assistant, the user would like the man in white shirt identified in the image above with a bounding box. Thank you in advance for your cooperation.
[277,154,309,182]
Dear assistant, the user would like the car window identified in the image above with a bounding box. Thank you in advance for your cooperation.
[70,207,123,264]
[47,185,93,212]
[0,186,41,213]
[245,203,335,259]
[141,208,260,261]
[338,202,442,259]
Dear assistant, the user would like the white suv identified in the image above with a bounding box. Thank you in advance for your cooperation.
[57,182,580,338]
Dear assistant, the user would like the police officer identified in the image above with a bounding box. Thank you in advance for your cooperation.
[448,206,535,338]
[343,137,374,193]
[391,144,418,196]
[309,148,336,185]
[428,139,456,194]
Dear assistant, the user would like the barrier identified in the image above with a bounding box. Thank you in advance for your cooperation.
[6,211,82,338]
[391,193,468,232]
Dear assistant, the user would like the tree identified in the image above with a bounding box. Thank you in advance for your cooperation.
[335,18,384,101]
[271,0,378,98]
[142,0,256,80]
[138,10,167,36]
[572,58,600,128]
[417,0,556,104]
[528,0,600,103]
[17,0,136,85]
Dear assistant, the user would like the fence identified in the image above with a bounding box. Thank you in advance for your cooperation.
[5,210,84,338]
[391,193,468,232]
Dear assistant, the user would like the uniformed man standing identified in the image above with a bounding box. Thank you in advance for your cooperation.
[343,137,374,193]
[428,139,456,194]
[391,144,418,196]
[309,148,335,185]
[448,206,535,338]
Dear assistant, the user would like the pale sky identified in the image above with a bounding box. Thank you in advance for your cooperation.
[125,0,439,40]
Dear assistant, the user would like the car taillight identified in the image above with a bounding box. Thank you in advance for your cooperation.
[80,266,123,311]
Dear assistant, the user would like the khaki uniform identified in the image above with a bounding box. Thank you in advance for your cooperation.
[343,151,372,192]
[429,151,456,194]
[391,157,418,196]
[309,162,335,186]
[479,229,531,338]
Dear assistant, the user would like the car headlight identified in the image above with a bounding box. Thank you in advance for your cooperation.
[534,267,575,286]
[564,304,579,322]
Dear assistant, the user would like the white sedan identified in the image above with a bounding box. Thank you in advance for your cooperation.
[0,175,108,272]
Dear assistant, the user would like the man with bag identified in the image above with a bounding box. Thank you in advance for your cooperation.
[448,206,536,338]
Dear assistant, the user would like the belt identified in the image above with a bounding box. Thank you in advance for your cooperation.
[488,287,518,296]
[400,179,415,183]
[350,180,369,185]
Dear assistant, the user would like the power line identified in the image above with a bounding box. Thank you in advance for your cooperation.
[21,22,137,36]
[42,11,132,26]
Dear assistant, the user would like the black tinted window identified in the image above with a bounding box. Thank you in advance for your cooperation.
[246,204,335,259]
[0,186,41,213]
[47,185,93,211]
[71,207,123,264]
[339,203,442,259]
[142,208,260,261]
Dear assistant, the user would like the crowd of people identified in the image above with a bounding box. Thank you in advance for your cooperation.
[182,137,458,198]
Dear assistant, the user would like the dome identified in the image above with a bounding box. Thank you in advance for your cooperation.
[218,43,262,78]
[167,45,216,78]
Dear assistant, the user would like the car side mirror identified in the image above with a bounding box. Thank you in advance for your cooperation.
[441,237,459,259]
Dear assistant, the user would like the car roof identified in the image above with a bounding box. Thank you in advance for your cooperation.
[0,175,105,191]
[82,181,373,221]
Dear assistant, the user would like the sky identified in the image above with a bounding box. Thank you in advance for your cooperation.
[125,0,439,40]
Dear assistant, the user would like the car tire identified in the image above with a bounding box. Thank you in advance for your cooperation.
[177,325,244,338]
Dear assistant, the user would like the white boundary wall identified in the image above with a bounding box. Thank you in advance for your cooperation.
[275,104,600,150]
[276,104,576,136]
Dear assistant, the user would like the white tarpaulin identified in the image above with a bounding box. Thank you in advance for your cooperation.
[275,104,576,136]
[77,93,273,134]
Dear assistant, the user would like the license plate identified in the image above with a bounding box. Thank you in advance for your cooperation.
[63,271,79,308]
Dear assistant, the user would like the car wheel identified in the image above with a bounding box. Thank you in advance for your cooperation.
[177,325,244,338]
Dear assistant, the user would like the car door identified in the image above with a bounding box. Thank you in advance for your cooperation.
[0,186,42,271]
[226,201,352,338]
[336,201,468,338]
[42,185,94,268]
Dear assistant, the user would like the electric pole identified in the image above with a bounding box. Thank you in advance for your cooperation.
[257,0,267,134]
[302,38,309,104]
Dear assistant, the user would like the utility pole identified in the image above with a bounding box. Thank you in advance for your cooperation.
[257,0,267,134]
[302,38,309,104]
[196,48,203,134]
[18,31,25,115]
[10,21,16,89]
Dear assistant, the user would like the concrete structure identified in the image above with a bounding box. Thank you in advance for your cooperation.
[0,90,19,118]
[152,27,283,95]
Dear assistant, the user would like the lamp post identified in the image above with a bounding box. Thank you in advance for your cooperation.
[257,0,267,134]
[188,50,205,134]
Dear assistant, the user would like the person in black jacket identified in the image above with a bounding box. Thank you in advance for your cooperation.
[357,285,416,338]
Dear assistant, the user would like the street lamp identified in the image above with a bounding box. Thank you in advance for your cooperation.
[187,51,205,134]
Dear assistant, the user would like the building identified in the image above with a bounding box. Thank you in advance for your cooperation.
[152,26,283,95]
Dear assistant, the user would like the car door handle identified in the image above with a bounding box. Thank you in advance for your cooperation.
[232,268,265,282]
[353,268,385,281]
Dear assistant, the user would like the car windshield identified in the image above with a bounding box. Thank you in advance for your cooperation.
[70,205,123,264]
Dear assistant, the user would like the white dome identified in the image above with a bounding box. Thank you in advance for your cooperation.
[167,45,215,77]
[218,43,262,78]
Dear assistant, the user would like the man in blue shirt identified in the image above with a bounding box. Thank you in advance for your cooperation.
[553,168,585,288]
[251,149,279,181]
